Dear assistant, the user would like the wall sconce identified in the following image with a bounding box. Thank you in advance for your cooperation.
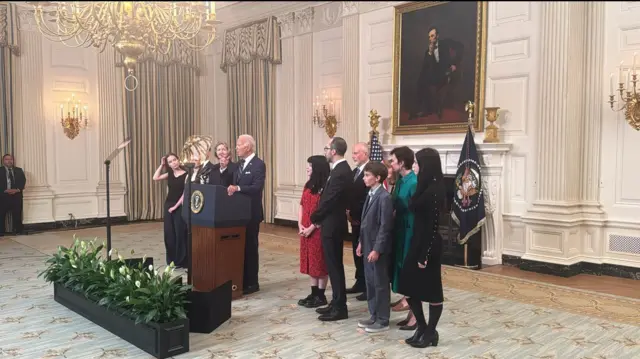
[60,93,89,140]
[312,90,339,138]
[608,54,640,131]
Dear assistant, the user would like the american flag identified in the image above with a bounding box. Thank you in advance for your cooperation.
[369,133,383,162]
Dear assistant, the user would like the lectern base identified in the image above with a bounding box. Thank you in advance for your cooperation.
[186,281,232,333]
[192,225,246,300]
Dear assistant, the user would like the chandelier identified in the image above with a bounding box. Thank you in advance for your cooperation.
[60,93,88,140]
[27,2,221,91]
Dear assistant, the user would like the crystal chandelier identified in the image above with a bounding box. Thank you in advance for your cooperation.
[27,2,221,91]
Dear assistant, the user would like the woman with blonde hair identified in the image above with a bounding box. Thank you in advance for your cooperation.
[383,160,397,193]
[208,141,237,187]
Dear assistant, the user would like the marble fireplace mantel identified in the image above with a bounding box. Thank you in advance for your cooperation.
[381,142,513,265]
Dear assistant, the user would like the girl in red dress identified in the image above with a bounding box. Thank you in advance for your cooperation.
[298,155,330,308]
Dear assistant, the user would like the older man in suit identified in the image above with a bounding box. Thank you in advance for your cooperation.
[1,154,26,236]
[310,137,352,321]
[346,142,370,300]
[228,134,266,295]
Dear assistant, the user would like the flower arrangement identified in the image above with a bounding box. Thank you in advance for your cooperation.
[39,236,191,325]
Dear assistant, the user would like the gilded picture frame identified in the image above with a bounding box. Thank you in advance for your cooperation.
[391,1,488,135]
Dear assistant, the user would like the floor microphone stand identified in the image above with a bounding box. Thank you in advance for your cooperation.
[105,159,112,261]
[184,163,194,285]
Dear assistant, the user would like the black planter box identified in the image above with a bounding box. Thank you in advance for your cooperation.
[53,283,189,359]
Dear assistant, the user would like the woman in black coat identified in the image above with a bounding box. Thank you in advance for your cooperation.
[209,141,237,187]
[397,147,445,348]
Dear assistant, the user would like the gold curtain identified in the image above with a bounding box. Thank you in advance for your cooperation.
[0,3,19,156]
[117,51,200,221]
[221,16,281,223]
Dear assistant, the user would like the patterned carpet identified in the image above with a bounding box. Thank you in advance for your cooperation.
[0,223,639,359]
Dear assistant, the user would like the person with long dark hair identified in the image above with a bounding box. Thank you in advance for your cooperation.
[398,147,445,348]
[298,155,331,308]
[152,153,188,268]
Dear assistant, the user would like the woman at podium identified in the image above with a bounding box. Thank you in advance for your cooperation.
[208,142,237,187]
[153,153,188,268]
[297,155,330,309]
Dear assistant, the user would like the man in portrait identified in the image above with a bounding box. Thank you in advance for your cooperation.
[409,26,464,121]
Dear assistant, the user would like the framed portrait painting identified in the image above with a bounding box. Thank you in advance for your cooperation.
[392,1,488,135]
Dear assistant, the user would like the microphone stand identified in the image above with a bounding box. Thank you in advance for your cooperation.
[184,163,195,285]
[105,159,112,261]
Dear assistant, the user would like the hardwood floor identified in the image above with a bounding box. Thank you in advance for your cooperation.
[262,223,640,300]
[481,265,640,300]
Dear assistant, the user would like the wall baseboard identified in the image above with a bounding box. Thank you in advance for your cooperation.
[273,218,297,228]
[502,255,640,280]
[18,216,130,235]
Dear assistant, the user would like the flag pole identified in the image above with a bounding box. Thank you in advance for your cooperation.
[454,102,480,270]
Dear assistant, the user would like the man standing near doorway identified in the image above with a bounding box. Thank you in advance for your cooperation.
[228,134,266,295]
[310,137,352,321]
[346,142,369,301]
[0,154,26,236]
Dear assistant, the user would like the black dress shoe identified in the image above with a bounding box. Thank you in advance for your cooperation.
[356,293,367,301]
[316,303,333,314]
[318,307,348,321]
[410,330,439,348]
[304,296,327,309]
[298,294,313,306]
[397,319,409,326]
[405,326,426,345]
[242,284,260,295]
[346,284,365,294]
[400,323,417,331]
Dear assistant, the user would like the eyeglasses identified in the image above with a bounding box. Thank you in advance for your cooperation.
[324,146,330,151]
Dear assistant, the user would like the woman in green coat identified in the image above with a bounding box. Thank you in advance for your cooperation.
[388,146,418,330]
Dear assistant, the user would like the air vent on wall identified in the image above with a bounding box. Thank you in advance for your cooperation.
[608,234,640,255]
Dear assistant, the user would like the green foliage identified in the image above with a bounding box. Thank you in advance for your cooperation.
[38,236,191,325]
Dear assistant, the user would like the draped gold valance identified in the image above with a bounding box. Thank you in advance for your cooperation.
[0,3,20,55]
[220,16,282,73]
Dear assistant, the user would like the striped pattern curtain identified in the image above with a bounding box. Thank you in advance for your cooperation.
[221,17,281,223]
[0,3,19,156]
[118,53,200,221]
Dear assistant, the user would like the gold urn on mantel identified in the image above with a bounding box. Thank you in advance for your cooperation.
[483,107,501,143]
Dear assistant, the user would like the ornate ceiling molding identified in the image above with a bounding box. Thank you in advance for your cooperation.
[342,2,359,17]
[295,8,314,36]
[276,12,296,39]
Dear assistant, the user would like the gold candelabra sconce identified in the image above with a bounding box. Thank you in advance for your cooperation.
[313,90,339,138]
[59,93,89,140]
[608,55,640,131]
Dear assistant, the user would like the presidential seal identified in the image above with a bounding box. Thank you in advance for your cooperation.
[190,190,204,214]
[454,159,482,213]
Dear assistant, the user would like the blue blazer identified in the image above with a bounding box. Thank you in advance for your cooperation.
[233,155,266,222]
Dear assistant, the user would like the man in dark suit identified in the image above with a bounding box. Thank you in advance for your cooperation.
[346,142,369,301]
[310,137,352,321]
[228,134,265,295]
[410,26,464,120]
[0,154,26,236]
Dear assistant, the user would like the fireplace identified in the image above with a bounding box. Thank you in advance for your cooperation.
[440,175,482,267]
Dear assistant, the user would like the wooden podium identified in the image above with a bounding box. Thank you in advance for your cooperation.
[182,184,250,300]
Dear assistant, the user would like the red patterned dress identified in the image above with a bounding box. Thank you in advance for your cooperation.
[299,188,328,277]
